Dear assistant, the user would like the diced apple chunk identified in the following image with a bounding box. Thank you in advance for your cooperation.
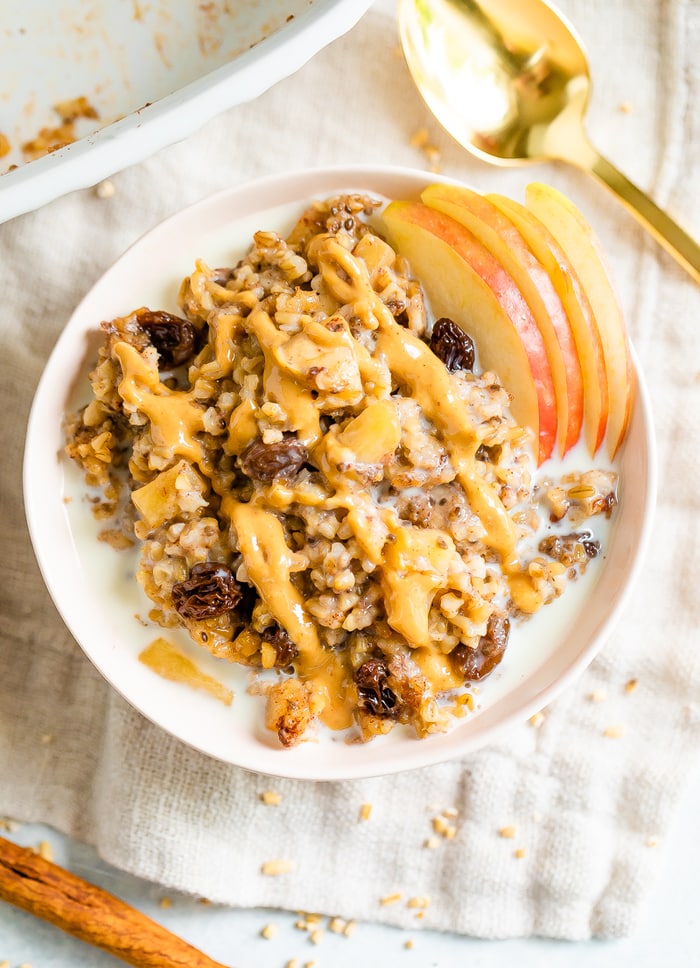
[131,459,208,529]
[337,399,401,463]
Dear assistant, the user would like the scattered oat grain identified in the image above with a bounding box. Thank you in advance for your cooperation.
[410,127,429,148]
[529,711,545,728]
[343,919,357,937]
[408,127,442,171]
[603,724,627,739]
[624,678,638,694]
[407,895,430,909]
[0,134,11,158]
[286,960,300,968]
[261,859,293,876]
[359,802,373,821]
[304,913,322,925]
[95,179,116,199]
[309,928,324,945]
[0,959,10,968]
[380,892,403,906]
[158,896,172,909]
[646,836,659,848]
[413,910,425,920]
[424,835,441,849]
[498,825,517,839]
[443,806,459,819]
[260,790,281,805]
[303,961,317,968]
[404,939,414,950]
[514,847,527,859]
[0,819,19,832]
[37,840,53,862]
[329,916,347,934]
[260,923,277,939]
[619,101,633,113]
[424,145,442,171]
[588,688,607,703]
[432,815,449,835]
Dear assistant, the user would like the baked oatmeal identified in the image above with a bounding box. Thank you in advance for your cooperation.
[64,193,618,746]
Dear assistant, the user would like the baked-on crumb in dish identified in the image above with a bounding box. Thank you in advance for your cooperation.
[64,193,618,747]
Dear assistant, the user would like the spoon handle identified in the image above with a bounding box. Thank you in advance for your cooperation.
[584,151,700,284]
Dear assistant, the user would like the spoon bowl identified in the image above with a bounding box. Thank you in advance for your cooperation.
[399,0,700,282]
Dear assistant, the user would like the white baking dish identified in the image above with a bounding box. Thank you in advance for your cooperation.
[0,0,372,223]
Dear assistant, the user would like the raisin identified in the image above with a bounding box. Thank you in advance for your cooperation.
[239,435,308,482]
[429,317,475,372]
[172,562,244,620]
[262,624,299,668]
[136,309,196,369]
[451,614,510,681]
[355,658,398,717]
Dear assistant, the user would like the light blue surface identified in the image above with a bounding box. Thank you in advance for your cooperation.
[1,766,698,968]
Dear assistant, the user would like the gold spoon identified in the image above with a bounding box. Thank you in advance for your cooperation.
[399,0,700,283]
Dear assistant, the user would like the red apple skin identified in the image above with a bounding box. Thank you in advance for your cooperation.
[382,199,557,464]
[422,183,585,458]
[487,192,609,456]
[524,183,633,459]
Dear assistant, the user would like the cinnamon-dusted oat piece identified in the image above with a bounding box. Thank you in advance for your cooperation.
[0,835,230,968]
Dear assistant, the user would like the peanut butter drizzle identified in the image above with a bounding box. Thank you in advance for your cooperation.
[212,311,241,375]
[227,499,353,728]
[318,238,518,564]
[227,502,322,666]
[246,309,321,445]
[114,342,205,465]
[226,398,258,454]
[411,646,464,692]
[314,428,469,647]
[138,637,233,705]
[380,527,457,649]
[374,321,519,565]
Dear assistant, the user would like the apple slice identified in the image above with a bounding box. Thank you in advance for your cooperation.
[487,192,609,456]
[524,183,633,458]
[382,199,557,464]
[422,183,584,458]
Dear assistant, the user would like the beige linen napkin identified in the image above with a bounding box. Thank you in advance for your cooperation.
[1,0,699,940]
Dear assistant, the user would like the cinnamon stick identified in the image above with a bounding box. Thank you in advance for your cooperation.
[0,835,232,968]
